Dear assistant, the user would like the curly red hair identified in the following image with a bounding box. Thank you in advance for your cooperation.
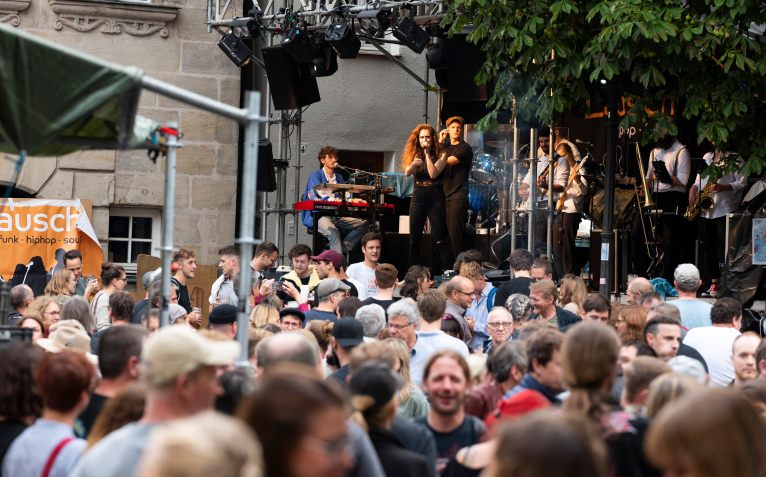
[401,124,441,173]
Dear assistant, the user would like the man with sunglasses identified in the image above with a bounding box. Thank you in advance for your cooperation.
[444,276,476,349]
[303,279,350,327]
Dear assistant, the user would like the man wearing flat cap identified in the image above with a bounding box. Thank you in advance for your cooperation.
[208,303,238,340]
[439,116,473,260]
[303,278,350,326]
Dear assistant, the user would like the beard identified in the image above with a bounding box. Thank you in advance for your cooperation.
[430,391,466,416]
[656,135,675,150]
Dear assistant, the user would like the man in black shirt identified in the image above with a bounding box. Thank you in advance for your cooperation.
[170,249,202,326]
[439,116,473,261]
[494,249,536,310]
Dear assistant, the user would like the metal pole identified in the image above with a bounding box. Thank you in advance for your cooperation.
[159,122,181,328]
[275,112,283,256]
[370,42,431,89]
[528,128,538,254]
[141,76,249,123]
[423,60,429,125]
[260,28,274,243]
[547,123,554,257]
[600,87,619,298]
[236,91,261,367]
[436,87,443,130]
[510,125,518,255]
[294,109,302,246]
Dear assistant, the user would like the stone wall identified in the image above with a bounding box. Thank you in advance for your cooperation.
[2,0,241,266]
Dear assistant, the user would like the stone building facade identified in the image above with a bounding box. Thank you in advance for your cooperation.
[2,0,438,271]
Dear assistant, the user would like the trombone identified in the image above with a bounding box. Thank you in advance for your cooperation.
[633,144,661,264]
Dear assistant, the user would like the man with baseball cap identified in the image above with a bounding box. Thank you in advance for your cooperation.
[328,315,365,387]
[438,116,473,260]
[69,326,239,477]
[303,278,350,326]
[312,249,359,297]
[207,303,238,340]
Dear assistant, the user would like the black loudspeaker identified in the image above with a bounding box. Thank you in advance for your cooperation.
[392,17,430,53]
[443,34,490,101]
[325,22,361,59]
[262,45,321,110]
[257,139,277,192]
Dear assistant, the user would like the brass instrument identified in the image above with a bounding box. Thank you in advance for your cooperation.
[556,156,588,213]
[684,181,715,221]
[633,144,660,261]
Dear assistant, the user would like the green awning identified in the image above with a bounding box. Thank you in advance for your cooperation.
[0,23,158,156]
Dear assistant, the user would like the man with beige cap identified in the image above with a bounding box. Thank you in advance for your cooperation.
[69,326,240,477]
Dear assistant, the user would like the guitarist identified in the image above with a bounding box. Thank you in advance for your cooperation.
[553,143,588,278]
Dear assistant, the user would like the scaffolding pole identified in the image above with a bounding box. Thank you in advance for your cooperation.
[510,125,518,255]
[528,128,538,254]
[547,123,554,257]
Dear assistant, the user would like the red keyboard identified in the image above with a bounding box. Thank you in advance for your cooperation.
[294,201,394,214]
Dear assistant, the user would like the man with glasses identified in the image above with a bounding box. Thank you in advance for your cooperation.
[278,309,305,332]
[386,300,435,387]
[444,276,475,349]
[483,307,515,353]
[303,279,350,327]
[460,262,496,352]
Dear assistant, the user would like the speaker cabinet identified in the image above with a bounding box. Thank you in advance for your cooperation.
[262,45,321,110]
[443,34,490,101]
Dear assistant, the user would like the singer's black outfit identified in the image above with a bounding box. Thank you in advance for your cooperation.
[442,139,473,261]
[409,166,454,269]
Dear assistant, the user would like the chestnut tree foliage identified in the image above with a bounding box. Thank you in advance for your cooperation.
[444,0,766,178]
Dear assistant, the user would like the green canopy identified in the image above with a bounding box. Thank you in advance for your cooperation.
[0,23,159,157]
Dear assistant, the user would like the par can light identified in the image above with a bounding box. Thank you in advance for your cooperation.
[356,9,391,31]
[218,32,252,67]
[324,22,361,59]
[280,25,318,63]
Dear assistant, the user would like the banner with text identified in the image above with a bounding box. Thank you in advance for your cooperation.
[0,199,102,296]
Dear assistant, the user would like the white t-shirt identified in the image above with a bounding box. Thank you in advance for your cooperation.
[683,326,741,387]
[346,262,377,299]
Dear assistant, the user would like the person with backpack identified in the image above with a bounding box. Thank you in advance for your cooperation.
[460,263,496,352]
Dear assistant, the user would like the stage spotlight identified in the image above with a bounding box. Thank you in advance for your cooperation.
[218,31,252,67]
[325,22,361,59]
[310,47,339,77]
[392,11,429,53]
[281,24,318,63]
[357,9,391,32]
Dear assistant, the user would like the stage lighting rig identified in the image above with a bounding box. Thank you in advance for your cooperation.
[281,23,318,63]
[226,9,263,39]
[357,9,391,32]
[392,7,429,53]
[218,31,252,67]
[310,46,339,77]
[325,21,361,59]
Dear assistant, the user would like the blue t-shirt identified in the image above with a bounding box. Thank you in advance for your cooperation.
[670,299,712,330]
[303,309,339,327]
[2,419,87,477]
[416,330,470,356]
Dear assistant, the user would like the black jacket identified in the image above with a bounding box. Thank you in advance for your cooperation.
[527,306,582,332]
[369,426,431,477]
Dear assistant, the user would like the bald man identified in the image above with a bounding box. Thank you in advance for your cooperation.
[445,276,475,348]
[627,277,653,305]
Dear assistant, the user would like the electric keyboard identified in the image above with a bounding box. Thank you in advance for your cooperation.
[294,200,395,214]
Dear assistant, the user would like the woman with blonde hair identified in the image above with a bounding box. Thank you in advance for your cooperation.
[249,304,279,327]
[385,338,429,419]
[402,124,453,269]
[27,295,60,329]
[44,269,78,304]
[645,372,702,418]
[559,274,587,314]
[646,388,766,477]
[615,305,647,342]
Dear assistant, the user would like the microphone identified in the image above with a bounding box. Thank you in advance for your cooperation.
[333,164,345,170]
[575,139,594,147]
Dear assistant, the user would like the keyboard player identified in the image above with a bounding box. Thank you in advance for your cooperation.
[302,146,370,256]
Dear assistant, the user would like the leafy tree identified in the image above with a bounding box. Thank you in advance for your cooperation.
[445,0,766,179]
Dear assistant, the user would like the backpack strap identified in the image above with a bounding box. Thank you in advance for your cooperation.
[487,288,497,310]
[41,437,75,477]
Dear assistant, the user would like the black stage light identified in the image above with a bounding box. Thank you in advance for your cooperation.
[310,46,339,77]
[357,9,391,31]
[325,22,361,59]
[218,32,252,67]
[280,25,318,63]
[392,11,429,53]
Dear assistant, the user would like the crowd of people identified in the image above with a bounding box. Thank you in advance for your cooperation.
[4,239,766,477]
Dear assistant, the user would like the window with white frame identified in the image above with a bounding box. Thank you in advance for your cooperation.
[107,208,161,273]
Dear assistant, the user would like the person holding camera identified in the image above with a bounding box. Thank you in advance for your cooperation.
[311,250,360,297]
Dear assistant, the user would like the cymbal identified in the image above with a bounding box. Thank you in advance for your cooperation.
[485,141,509,148]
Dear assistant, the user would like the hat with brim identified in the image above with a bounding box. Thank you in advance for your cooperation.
[37,325,98,365]
[141,326,241,387]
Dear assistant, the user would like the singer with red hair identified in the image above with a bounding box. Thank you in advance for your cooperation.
[302,146,370,256]
[403,125,454,270]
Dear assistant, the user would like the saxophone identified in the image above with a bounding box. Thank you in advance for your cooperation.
[684,181,715,221]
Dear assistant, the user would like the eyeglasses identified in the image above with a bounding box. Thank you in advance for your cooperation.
[302,435,351,458]
[456,290,476,298]
[488,322,512,329]
[280,321,301,329]
[386,322,416,331]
